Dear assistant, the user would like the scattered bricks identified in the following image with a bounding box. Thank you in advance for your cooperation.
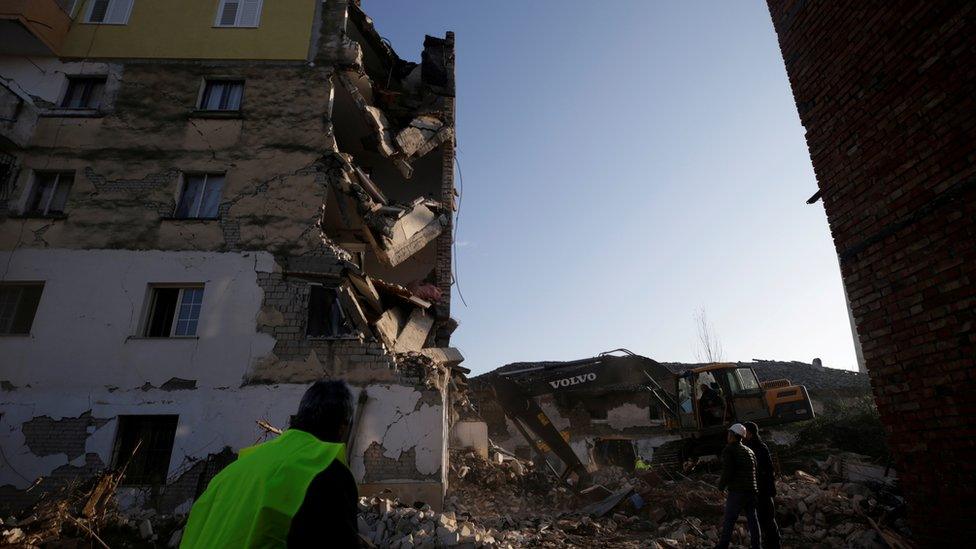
[767,0,976,544]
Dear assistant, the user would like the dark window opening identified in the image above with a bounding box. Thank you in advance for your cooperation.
[27,172,73,216]
[0,283,44,335]
[306,285,353,337]
[143,286,204,337]
[175,173,224,219]
[60,77,107,110]
[199,80,244,111]
[593,438,637,471]
[112,415,179,485]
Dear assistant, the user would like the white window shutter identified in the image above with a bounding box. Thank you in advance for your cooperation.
[216,0,240,26]
[105,0,133,24]
[239,0,263,28]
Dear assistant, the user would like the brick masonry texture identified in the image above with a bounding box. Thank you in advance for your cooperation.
[765,1,976,544]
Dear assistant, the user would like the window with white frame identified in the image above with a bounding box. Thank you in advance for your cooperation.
[143,286,204,337]
[175,173,224,219]
[215,0,263,28]
[26,172,73,216]
[198,80,244,112]
[60,76,106,110]
[0,283,44,335]
[85,0,134,24]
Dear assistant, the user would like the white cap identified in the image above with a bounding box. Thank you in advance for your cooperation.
[728,423,747,438]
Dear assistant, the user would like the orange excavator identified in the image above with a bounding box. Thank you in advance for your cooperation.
[488,349,814,487]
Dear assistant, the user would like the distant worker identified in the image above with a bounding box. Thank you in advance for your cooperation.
[699,382,725,426]
[715,423,762,549]
[743,422,780,549]
[181,381,360,548]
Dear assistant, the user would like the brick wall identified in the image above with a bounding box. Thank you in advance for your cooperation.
[765,1,976,544]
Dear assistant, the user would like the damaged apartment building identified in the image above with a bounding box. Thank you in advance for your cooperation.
[0,0,464,512]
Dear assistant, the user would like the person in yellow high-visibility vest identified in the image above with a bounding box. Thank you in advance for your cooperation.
[181,381,360,548]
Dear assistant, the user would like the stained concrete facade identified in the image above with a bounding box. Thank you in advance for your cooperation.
[0,0,460,512]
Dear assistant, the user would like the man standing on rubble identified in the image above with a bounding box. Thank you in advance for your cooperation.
[181,380,361,548]
[744,422,780,549]
[715,423,762,549]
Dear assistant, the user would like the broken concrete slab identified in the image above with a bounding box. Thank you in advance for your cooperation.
[420,347,464,368]
[393,309,435,353]
[337,71,399,158]
[374,307,406,350]
[337,284,371,335]
[411,126,454,160]
[349,273,384,314]
[376,206,448,267]
[395,115,444,157]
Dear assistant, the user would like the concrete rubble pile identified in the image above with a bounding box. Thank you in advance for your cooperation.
[426,445,910,548]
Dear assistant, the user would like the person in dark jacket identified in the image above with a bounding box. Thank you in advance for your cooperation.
[743,422,780,549]
[699,383,726,426]
[715,423,761,549]
[287,381,360,548]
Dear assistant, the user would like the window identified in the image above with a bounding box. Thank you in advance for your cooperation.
[112,415,178,485]
[0,283,44,335]
[307,286,353,337]
[731,368,762,393]
[175,174,224,219]
[26,172,73,216]
[85,0,134,24]
[143,286,204,337]
[60,76,106,110]
[83,0,132,24]
[198,80,244,112]
[56,0,78,16]
[215,0,263,28]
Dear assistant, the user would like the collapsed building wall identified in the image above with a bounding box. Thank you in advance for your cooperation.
[0,0,461,513]
[765,1,976,544]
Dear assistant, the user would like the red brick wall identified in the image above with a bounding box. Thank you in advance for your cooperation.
[765,1,976,545]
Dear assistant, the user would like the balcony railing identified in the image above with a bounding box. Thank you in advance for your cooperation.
[0,0,73,55]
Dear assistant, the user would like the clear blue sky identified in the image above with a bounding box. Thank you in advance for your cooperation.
[363,0,858,375]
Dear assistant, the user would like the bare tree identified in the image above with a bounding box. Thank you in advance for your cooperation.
[693,307,724,364]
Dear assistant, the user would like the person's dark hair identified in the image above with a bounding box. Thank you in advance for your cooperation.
[743,421,761,439]
[729,432,743,443]
[291,380,354,442]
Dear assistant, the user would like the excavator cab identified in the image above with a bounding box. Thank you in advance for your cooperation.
[671,364,813,431]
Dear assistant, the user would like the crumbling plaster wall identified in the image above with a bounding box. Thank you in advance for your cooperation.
[0,382,446,513]
[0,248,276,390]
[1,61,335,256]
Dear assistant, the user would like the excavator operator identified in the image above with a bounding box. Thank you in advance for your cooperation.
[699,382,726,426]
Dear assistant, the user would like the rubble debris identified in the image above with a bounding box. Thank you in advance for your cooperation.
[0,469,184,548]
[435,428,912,548]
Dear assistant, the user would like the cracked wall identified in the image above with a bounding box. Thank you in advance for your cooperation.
[0,0,458,513]
[1,61,335,256]
[349,384,446,484]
